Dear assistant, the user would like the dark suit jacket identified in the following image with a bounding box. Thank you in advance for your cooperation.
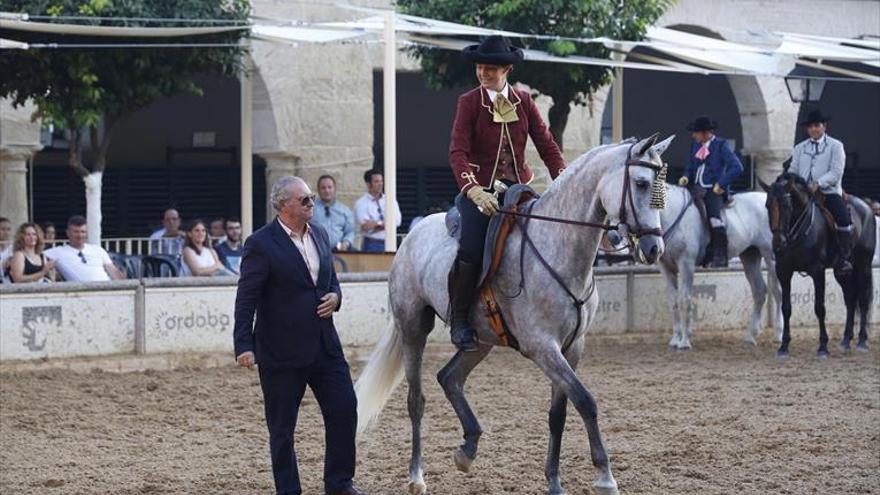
[233,218,343,368]
[684,137,744,190]
[449,86,566,193]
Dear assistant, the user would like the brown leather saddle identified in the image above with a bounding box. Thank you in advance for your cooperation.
[445,184,538,349]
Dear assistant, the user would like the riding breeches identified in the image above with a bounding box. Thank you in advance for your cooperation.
[821,193,852,227]
[704,189,723,220]
[455,192,494,266]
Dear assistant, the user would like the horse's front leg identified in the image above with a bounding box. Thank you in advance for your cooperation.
[436,345,492,473]
[838,273,857,351]
[813,269,829,358]
[777,268,794,358]
[530,346,617,495]
[544,341,583,495]
[856,269,872,351]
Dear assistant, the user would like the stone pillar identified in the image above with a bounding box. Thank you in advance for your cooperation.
[751,147,792,187]
[0,146,39,227]
[0,98,42,227]
[261,151,300,221]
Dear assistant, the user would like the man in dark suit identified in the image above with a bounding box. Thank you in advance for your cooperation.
[234,175,366,495]
[678,116,744,268]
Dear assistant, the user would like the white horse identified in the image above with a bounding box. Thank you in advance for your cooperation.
[658,185,783,349]
[354,135,673,495]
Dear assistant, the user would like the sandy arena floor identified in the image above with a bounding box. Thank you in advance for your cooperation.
[1,329,878,495]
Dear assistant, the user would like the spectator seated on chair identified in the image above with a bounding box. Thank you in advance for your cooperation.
[7,223,56,284]
[149,208,185,256]
[181,219,233,277]
[215,217,244,274]
[44,215,126,282]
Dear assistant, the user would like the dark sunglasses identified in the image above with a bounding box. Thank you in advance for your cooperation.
[294,194,316,207]
[78,251,87,264]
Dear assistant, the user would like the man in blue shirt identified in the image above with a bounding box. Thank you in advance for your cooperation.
[312,175,356,252]
[215,217,243,274]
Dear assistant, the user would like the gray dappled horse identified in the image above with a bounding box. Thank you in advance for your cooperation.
[657,185,784,350]
[355,135,673,495]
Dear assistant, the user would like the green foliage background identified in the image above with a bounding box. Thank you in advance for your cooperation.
[398,0,672,148]
[0,0,249,174]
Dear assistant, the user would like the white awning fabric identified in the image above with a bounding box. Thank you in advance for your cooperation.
[1,9,877,82]
[0,14,247,37]
[643,27,783,75]
[251,24,370,44]
[406,34,718,75]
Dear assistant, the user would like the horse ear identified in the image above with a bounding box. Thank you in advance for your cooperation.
[635,133,660,156]
[757,179,771,192]
[651,134,675,157]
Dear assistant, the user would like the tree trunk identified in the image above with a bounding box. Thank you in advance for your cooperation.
[81,118,117,244]
[547,98,572,152]
[83,171,103,244]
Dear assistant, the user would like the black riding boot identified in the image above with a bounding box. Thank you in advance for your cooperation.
[834,227,854,275]
[449,259,480,352]
[710,226,729,268]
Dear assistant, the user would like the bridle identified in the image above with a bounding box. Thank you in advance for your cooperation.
[499,141,667,354]
[769,184,814,252]
[619,141,667,240]
[498,142,667,245]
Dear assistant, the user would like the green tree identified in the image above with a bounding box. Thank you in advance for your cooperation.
[0,0,249,241]
[398,0,672,150]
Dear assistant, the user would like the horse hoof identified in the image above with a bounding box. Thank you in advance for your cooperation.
[407,480,427,495]
[592,481,619,495]
[856,342,869,352]
[454,447,474,473]
[840,341,852,352]
[776,350,789,359]
[743,336,757,346]
[817,350,829,359]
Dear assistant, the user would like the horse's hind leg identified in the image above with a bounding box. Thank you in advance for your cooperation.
[660,265,682,349]
[531,346,617,495]
[404,307,436,495]
[437,344,492,473]
[856,268,872,351]
[545,341,583,495]
[741,248,768,345]
[764,253,784,342]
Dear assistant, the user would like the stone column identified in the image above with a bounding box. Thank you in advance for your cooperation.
[751,147,792,188]
[0,98,43,227]
[261,151,300,221]
[0,145,40,227]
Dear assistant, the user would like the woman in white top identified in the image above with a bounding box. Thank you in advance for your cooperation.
[182,220,232,277]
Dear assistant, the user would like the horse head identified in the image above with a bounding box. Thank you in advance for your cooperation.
[600,133,674,264]
[760,173,811,252]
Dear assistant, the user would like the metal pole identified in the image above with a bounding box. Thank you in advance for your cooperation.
[383,10,398,252]
[240,48,254,238]
[612,45,624,143]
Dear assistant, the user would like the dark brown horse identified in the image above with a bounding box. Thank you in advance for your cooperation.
[761,173,875,357]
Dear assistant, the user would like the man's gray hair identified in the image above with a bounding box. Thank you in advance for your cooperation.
[270,176,305,212]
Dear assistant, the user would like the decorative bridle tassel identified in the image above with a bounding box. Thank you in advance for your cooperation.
[650,163,668,209]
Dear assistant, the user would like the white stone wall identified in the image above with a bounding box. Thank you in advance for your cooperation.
[2,268,876,361]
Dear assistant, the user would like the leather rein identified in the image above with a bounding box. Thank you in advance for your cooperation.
[502,144,665,354]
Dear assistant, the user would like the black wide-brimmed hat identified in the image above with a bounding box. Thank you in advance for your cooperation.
[686,116,718,132]
[462,35,524,65]
[799,109,832,126]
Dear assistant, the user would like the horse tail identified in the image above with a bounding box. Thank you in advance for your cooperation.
[355,318,405,435]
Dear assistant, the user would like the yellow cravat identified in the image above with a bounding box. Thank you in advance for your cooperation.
[492,93,519,124]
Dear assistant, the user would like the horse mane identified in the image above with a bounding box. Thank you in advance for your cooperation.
[780,172,806,185]
[543,139,635,199]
